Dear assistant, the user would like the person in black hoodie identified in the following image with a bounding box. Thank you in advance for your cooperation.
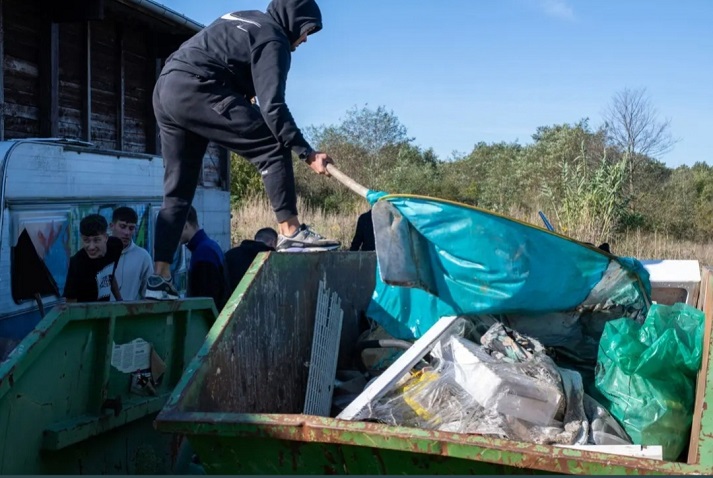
[349,210,376,252]
[225,227,277,292]
[146,0,340,301]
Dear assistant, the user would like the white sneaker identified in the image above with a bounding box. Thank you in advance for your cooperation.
[276,224,341,252]
[144,275,179,300]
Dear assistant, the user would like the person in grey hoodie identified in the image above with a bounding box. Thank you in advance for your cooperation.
[110,207,153,301]
[147,0,339,301]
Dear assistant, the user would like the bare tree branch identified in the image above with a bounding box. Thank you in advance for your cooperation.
[603,87,679,197]
[604,87,678,159]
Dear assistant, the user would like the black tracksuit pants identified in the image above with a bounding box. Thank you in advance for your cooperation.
[152,68,297,264]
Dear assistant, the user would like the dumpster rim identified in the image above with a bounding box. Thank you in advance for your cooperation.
[154,411,696,475]
[0,298,217,401]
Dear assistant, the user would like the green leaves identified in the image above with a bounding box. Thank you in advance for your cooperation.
[227,104,710,248]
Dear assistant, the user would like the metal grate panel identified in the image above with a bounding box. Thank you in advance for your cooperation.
[303,278,344,416]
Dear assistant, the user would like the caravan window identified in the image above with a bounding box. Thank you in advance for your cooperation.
[9,211,69,304]
[9,204,156,302]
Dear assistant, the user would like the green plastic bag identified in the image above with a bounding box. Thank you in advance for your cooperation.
[595,302,705,461]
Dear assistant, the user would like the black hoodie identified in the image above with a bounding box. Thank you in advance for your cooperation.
[163,0,323,158]
[225,240,276,291]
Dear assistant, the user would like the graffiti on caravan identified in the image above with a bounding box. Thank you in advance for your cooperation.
[16,203,153,294]
[71,203,151,252]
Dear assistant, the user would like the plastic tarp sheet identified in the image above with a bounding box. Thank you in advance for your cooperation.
[364,192,652,369]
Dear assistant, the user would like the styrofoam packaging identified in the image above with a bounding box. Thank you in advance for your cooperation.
[450,336,564,426]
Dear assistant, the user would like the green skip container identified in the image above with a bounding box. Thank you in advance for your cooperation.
[0,299,216,474]
[155,252,713,475]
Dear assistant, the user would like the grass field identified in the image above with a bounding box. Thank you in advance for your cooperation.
[231,195,713,265]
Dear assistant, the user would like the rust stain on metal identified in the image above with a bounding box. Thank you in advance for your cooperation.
[30,328,47,338]
[0,365,16,388]
[124,303,145,316]
[169,435,182,464]
[206,414,687,475]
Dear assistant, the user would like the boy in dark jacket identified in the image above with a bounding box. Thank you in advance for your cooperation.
[180,207,229,311]
[147,0,339,301]
[63,214,123,303]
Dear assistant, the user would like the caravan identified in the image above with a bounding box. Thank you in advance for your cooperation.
[0,138,230,348]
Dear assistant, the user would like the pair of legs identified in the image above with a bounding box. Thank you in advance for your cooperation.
[147,68,337,298]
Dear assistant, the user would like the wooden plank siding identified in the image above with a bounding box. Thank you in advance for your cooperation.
[90,16,118,150]
[58,22,84,140]
[2,0,42,138]
[123,24,150,153]
[1,0,229,191]
[39,21,60,137]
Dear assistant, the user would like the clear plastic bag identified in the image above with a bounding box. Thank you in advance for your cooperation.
[360,319,627,446]
[365,364,510,437]
[583,394,631,445]
[449,334,565,426]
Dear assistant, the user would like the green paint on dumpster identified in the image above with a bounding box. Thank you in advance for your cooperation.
[156,251,713,475]
[0,299,216,474]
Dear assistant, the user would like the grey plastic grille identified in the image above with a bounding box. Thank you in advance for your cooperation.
[303,278,344,416]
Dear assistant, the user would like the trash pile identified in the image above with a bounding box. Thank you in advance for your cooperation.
[329,301,705,462]
[297,192,707,462]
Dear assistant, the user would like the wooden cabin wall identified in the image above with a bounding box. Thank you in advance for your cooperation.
[0,0,229,189]
[2,1,42,139]
[58,23,84,140]
[90,17,118,150]
[123,24,151,154]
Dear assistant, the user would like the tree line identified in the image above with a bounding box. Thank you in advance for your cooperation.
[231,87,712,245]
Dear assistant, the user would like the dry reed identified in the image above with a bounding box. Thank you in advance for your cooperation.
[231,195,713,265]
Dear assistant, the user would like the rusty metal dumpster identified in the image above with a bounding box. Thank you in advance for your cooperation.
[0,299,216,474]
[155,252,713,475]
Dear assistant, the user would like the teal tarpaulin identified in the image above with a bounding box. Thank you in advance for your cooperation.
[364,191,652,349]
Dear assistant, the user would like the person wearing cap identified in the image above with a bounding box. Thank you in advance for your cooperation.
[147,0,339,301]
[63,214,123,303]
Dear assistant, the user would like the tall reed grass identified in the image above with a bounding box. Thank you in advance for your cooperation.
[231,195,713,265]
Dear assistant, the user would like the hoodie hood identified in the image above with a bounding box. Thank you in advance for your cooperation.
[240,239,275,253]
[267,0,322,44]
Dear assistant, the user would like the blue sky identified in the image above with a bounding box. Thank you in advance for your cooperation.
[161,0,712,167]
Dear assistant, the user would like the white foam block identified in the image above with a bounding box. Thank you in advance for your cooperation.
[450,336,563,426]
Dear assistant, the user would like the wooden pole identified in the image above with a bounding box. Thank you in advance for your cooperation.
[82,21,92,142]
[115,24,125,150]
[39,20,60,137]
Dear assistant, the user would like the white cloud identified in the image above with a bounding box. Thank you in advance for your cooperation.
[538,0,576,21]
